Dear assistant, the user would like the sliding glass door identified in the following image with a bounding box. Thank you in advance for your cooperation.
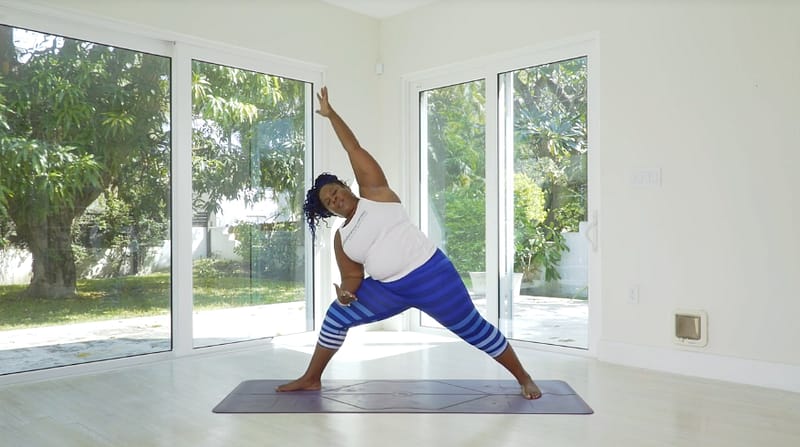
[0,24,172,374]
[499,57,589,349]
[190,60,312,347]
[419,80,488,327]
[411,47,594,350]
[0,10,321,376]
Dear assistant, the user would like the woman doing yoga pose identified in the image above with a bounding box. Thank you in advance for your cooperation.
[277,87,541,399]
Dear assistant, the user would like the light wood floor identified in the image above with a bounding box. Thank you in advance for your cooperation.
[2,331,799,447]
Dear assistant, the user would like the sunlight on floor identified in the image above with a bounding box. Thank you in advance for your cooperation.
[271,329,459,362]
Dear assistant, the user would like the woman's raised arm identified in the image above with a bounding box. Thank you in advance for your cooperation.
[316,87,399,202]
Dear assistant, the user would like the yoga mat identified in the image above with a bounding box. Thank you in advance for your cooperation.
[213,379,593,414]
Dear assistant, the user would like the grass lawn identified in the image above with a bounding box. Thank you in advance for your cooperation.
[0,272,304,331]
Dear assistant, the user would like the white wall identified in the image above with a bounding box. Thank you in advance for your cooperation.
[4,0,799,391]
[378,0,800,390]
[0,248,32,284]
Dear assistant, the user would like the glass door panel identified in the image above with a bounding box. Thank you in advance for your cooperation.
[191,61,310,347]
[0,25,172,374]
[499,57,589,349]
[419,80,487,327]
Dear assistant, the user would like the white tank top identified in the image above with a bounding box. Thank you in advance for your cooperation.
[339,198,437,282]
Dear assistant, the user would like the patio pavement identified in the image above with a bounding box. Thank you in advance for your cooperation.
[0,296,587,375]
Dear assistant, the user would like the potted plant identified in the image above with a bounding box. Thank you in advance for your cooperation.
[515,224,568,284]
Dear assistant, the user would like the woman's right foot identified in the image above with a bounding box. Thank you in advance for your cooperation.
[275,377,321,392]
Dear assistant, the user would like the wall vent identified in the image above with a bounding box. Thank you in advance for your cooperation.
[674,309,707,347]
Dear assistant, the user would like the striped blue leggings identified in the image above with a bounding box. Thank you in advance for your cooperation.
[318,249,509,358]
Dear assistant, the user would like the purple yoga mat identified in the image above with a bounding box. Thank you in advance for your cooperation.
[212,379,593,414]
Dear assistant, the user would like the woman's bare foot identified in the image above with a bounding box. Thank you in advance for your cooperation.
[493,345,542,399]
[275,376,321,392]
[521,377,542,400]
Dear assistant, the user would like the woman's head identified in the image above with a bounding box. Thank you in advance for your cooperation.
[303,173,350,237]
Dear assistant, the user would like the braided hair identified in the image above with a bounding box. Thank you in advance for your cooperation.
[303,172,347,238]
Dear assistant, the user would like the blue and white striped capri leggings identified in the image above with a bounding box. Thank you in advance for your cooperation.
[318,249,509,358]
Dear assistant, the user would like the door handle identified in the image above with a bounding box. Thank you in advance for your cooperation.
[585,210,598,252]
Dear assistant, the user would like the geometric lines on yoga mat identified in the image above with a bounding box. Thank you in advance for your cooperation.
[212,379,593,414]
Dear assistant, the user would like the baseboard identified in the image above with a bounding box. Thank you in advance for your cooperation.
[598,340,800,394]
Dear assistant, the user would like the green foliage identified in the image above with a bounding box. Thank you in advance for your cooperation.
[424,81,486,273]
[441,181,485,273]
[511,60,586,280]
[191,62,307,220]
[0,25,306,295]
[513,172,551,278]
[0,25,171,294]
[509,59,586,281]
[0,138,102,219]
[230,221,303,280]
[425,80,486,204]
[514,172,546,227]
[192,257,245,278]
[515,224,568,282]
[514,58,588,233]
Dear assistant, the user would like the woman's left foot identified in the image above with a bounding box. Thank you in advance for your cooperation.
[521,378,542,399]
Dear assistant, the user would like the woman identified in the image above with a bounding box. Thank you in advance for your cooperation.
[277,87,542,399]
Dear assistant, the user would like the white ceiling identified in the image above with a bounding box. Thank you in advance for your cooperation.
[320,0,440,19]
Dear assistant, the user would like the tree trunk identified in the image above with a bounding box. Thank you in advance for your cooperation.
[23,212,78,298]
[0,24,15,76]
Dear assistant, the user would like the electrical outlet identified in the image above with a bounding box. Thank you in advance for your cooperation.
[628,286,640,304]
[630,168,662,187]
[674,310,708,347]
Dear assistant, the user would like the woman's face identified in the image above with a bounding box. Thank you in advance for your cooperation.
[319,182,357,218]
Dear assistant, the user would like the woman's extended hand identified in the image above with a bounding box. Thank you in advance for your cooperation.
[316,86,332,117]
[334,283,357,306]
